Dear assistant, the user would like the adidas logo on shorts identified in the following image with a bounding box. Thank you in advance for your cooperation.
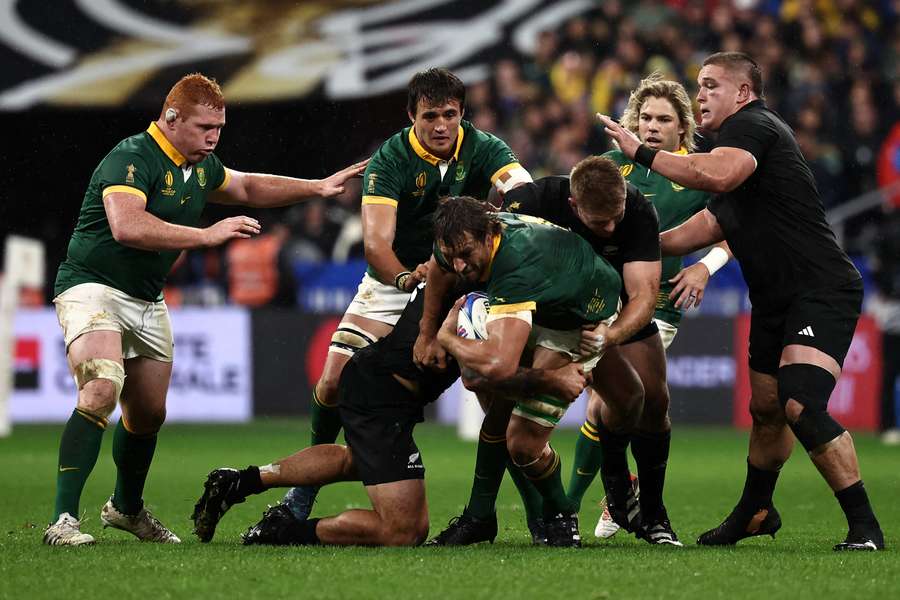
[797,326,815,337]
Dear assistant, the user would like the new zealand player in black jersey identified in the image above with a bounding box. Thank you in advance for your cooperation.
[191,285,585,547]
[599,51,883,551]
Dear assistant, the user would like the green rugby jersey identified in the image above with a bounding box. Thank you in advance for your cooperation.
[436,213,622,331]
[604,149,710,327]
[55,122,229,302]
[362,120,520,280]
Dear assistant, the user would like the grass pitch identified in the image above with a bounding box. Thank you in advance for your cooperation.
[1,421,896,599]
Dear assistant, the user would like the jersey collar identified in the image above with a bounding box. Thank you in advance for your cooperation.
[147,122,188,167]
[408,126,464,166]
[674,146,688,155]
[481,233,503,282]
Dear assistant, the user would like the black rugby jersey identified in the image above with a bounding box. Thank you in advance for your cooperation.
[353,285,459,404]
[707,100,859,309]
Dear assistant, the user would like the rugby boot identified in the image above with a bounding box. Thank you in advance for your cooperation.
[424,511,497,546]
[528,517,548,546]
[639,508,683,546]
[241,504,305,546]
[834,522,884,551]
[281,484,320,521]
[192,468,244,542]
[544,512,581,548]
[600,470,642,533]
[101,498,181,543]
[696,504,781,546]
[43,513,95,546]
[595,473,639,539]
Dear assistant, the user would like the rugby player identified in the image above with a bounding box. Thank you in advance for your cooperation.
[572,75,732,543]
[191,285,588,546]
[599,52,884,551]
[430,197,623,547]
[283,67,531,520]
[43,73,367,546]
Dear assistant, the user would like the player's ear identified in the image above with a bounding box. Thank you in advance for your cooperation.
[408,109,416,124]
[568,196,577,211]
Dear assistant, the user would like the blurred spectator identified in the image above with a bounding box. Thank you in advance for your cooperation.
[225,222,293,308]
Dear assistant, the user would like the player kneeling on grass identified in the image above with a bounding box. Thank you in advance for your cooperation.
[192,283,586,546]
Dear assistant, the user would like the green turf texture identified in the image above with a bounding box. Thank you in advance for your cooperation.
[1,421,896,599]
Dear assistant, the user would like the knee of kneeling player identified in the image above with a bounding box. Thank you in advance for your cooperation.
[384,519,428,547]
[778,364,845,452]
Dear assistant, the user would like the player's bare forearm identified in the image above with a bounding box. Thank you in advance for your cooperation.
[438,332,517,381]
[365,241,408,286]
[650,148,756,193]
[111,209,208,250]
[213,160,368,207]
[607,291,656,346]
[419,261,455,336]
[660,209,724,256]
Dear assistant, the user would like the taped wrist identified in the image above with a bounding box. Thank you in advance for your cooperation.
[777,363,845,452]
[394,271,412,291]
[698,246,729,276]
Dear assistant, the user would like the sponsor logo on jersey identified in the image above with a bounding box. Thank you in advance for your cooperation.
[455,162,466,181]
[367,172,377,194]
[162,170,176,196]
[415,171,426,189]
[125,163,136,184]
[620,164,633,177]
[506,201,521,211]
[671,182,685,191]
[197,167,206,188]
[181,194,191,205]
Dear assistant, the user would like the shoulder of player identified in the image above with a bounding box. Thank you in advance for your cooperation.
[369,127,410,163]
[460,120,515,154]
[602,149,628,164]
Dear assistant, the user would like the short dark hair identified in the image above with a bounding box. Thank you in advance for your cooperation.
[702,52,764,97]
[433,196,500,250]
[407,68,466,116]
[569,156,626,214]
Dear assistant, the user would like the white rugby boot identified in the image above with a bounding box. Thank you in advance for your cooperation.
[43,513,95,546]
[100,498,181,543]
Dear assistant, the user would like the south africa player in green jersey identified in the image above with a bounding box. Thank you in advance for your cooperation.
[581,74,732,542]
[43,73,367,546]
[432,199,622,547]
[282,68,531,520]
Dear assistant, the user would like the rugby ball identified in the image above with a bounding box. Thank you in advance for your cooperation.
[456,292,489,340]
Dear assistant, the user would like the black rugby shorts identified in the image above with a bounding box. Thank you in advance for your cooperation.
[748,279,862,375]
[337,360,425,486]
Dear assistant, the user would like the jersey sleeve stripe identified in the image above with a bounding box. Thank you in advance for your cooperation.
[217,168,232,191]
[362,195,399,207]
[102,185,147,202]
[489,162,523,183]
[489,301,536,314]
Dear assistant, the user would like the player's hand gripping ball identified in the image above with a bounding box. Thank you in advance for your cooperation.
[456,292,489,340]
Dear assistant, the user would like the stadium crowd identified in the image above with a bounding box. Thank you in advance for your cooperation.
[146,0,900,310]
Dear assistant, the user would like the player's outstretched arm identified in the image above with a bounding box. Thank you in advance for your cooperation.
[104,191,260,251]
[413,257,456,371]
[209,159,369,207]
[597,113,755,193]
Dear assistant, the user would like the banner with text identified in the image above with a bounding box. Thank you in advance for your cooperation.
[10,307,251,422]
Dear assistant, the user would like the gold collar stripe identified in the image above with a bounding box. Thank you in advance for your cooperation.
[146,122,187,166]
[407,126,465,166]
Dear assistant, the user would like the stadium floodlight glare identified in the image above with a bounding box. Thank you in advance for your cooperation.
[0,236,45,437]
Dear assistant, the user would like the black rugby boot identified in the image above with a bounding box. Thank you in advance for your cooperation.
[424,511,498,546]
[696,504,781,546]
